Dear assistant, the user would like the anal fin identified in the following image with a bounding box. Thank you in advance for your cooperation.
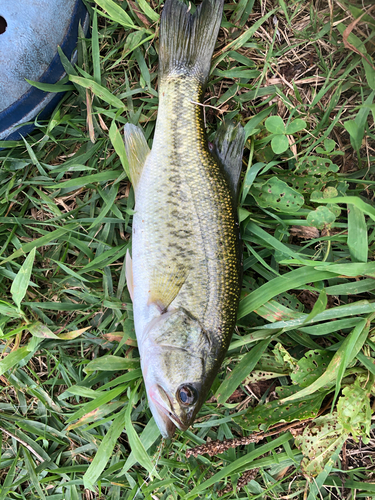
[126,249,134,302]
[213,121,245,203]
[123,123,150,191]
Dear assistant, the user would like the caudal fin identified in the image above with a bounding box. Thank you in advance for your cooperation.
[159,0,224,84]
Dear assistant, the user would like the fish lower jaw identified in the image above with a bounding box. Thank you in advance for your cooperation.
[150,393,188,435]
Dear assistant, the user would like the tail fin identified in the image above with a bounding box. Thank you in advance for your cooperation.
[159,0,224,84]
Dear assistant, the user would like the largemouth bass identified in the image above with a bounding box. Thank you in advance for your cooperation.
[124,0,244,438]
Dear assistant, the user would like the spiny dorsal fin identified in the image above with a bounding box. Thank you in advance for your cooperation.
[123,123,150,192]
[159,0,224,84]
[213,121,245,203]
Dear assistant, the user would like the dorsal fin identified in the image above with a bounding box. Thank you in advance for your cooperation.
[212,121,245,203]
[123,123,150,192]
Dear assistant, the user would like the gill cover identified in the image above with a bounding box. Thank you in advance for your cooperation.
[141,308,216,438]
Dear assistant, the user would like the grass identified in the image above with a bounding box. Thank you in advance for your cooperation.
[0,0,375,498]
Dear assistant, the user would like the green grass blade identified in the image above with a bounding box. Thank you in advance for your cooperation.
[109,121,130,178]
[125,386,160,479]
[238,267,338,319]
[10,247,36,309]
[83,407,127,491]
[92,10,101,85]
[69,75,125,109]
[347,203,368,262]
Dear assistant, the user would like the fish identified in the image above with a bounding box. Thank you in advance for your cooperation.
[123,0,244,438]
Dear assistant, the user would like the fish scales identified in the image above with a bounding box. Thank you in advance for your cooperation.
[124,0,244,437]
[134,75,240,346]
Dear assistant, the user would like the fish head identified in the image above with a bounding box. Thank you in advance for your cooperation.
[141,308,218,438]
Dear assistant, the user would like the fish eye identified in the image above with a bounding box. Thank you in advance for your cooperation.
[176,384,198,407]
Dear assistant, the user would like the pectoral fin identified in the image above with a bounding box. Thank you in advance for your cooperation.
[213,121,245,203]
[123,123,150,191]
[126,249,134,302]
[148,263,190,312]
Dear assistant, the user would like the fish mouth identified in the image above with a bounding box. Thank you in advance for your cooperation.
[148,384,188,437]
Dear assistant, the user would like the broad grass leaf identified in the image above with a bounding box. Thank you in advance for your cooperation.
[245,222,306,261]
[25,78,74,93]
[27,322,59,339]
[332,318,369,408]
[255,300,303,323]
[214,68,260,79]
[80,243,129,273]
[109,121,130,178]
[137,0,160,22]
[343,92,374,153]
[303,289,327,324]
[10,247,36,310]
[235,391,326,431]
[93,0,137,29]
[69,75,125,109]
[0,346,30,377]
[265,116,285,134]
[357,352,375,376]
[14,420,67,445]
[240,162,273,205]
[67,401,124,431]
[325,279,375,295]
[216,337,273,404]
[348,204,368,262]
[363,59,375,90]
[65,385,128,423]
[315,261,375,277]
[24,301,90,311]
[92,10,101,85]
[0,300,24,318]
[238,267,338,320]
[249,301,375,332]
[125,386,159,478]
[134,47,151,88]
[344,120,362,152]
[121,418,159,473]
[84,355,139,373]
[83,407,127,491]
[44,170,123,191]
[57,327,91,340]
